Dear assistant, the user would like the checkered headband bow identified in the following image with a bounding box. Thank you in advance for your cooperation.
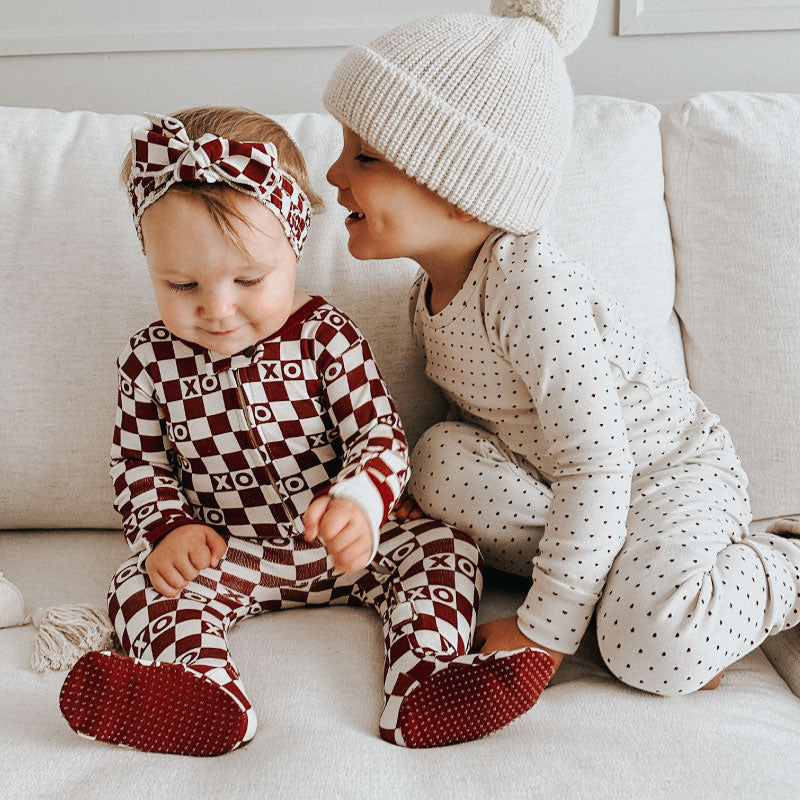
[128,114,311,258]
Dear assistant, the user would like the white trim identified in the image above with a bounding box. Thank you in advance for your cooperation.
[328,472,384,566]
[0,22,406,57]
[619,1,800,35]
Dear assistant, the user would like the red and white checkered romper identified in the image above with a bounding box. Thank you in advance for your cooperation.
[60,297,553,754]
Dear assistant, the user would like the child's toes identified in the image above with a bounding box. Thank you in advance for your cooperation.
[700,669,726,690]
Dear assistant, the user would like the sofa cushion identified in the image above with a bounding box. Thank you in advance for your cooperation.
[0,98,683,529]
[661,92,800,521]
[1,529,799,799]
[549,96,686,381]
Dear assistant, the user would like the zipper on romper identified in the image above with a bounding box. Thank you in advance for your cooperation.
[233,368,299,536]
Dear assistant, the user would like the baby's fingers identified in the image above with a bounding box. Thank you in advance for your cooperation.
[206,529,228,568]
[323,522,363,556]
[331,536,372,574]
[303,495,332,542]
[187,534,224,573]
[186,545,211,574]
[150,566,185,599]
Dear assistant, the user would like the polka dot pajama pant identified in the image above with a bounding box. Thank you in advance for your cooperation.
[87,515,553,752]
[410,421,800,696]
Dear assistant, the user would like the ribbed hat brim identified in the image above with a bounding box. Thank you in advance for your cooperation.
[324,44,564,235]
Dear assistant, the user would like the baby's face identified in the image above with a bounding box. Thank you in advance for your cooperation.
[326,125,463,263]
[141,190,306,355]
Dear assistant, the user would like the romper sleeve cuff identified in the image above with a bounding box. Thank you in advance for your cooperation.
[328,471,384,564]
[516,566,600,655]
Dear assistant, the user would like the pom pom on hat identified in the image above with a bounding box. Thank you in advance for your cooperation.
[490,0,598,54]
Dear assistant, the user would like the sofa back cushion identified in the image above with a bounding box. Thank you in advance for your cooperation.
[662,92,800,521]
[0,98,683,529]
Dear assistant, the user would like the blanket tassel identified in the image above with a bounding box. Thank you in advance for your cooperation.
[27,604,119,673]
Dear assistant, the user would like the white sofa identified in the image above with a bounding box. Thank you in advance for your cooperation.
[1,93,799,799]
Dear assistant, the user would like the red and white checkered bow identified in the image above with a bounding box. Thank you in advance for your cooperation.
[128,114,311,258]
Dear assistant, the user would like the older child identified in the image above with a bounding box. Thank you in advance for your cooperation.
[58,107,553,756]
[325,0,800,695]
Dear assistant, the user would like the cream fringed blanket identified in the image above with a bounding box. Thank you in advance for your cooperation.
[2,576,116,672]
[767,515,800,535]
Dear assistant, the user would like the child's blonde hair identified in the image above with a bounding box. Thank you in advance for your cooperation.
[121,106,323,255]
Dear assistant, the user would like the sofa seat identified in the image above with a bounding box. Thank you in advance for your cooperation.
[2,529,799,800]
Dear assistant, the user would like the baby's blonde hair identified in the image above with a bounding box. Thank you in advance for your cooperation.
[121,105,323,255]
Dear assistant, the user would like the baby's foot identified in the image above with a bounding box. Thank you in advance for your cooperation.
[382,647,555,748]
[59,651,249,756]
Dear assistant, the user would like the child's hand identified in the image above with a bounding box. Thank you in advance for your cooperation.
[474,616,566,672]
[303,495,373,573]
[146,524,228,599]
[394,490,425,522]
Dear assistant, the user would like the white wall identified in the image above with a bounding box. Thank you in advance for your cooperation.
[0,0,798,114]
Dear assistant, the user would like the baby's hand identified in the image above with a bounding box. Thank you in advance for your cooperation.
[146,524,228,598]
[303,495,373,573]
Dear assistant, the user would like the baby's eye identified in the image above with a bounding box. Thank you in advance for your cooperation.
[355,154,378,163]
[167,282,196,293]
[236,278,264,287]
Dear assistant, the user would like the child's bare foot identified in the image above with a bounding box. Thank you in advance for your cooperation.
[700,669,725,690]
[474,617,566,672]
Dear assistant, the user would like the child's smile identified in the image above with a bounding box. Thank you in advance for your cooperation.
[326,124,495,305]
[326,126,463,264]
[344,210,366,227]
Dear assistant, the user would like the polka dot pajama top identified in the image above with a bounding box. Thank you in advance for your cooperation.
[409,229,800,693]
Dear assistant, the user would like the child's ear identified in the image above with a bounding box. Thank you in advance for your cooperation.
[448,205,476,222]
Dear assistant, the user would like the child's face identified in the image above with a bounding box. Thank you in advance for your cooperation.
[326,126,464,263]
[141,190,303,355]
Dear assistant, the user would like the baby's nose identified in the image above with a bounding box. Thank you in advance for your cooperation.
[199,292,236,321]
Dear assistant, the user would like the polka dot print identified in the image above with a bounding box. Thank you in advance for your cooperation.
[408,228,800,692]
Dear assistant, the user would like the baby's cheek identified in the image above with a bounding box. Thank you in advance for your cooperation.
[152,291,185,332]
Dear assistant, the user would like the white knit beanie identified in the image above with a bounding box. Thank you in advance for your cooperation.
[324,0,598,235]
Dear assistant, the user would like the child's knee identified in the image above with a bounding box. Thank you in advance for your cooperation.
[108,555,144,595]
[409,421,478,517]
[410,421,467,469]
[595,587,729,697]
[400,518,484,580]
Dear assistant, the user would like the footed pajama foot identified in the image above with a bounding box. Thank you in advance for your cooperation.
[381,647,555,748]
[59,651,249,756]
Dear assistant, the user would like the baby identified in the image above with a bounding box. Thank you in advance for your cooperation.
[58,106,553,756]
